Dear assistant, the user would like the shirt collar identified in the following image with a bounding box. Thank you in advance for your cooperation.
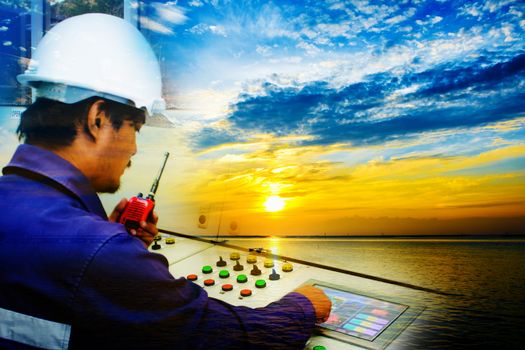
[2,144,108,220]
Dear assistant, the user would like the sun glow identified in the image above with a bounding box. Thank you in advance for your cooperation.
[264,196,285,212]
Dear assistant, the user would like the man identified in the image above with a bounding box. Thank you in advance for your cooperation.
[0,14,331,350]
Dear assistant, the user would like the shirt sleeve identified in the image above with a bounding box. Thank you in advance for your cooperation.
[70,233,316,350]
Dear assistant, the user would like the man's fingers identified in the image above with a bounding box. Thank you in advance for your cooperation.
[124,211,159,248]
[135,226,155,247]
[140,221,158,236]
[146,211,159,225]
[108,198,128,222]
[151,211,159,225]
[114,198,128,211]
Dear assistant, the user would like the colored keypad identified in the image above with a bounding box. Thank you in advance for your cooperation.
[237,274,248,283]
[240,289,252,297]
[204,279,215,286]
[264,258,274,268]
[255,280,266,288]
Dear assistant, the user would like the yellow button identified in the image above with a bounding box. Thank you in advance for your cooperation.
[247,255,257,264]
[153,235,162,241]
[230,252,240,260]
[264,259,274,268]
[282,263,293,272]
[165,237,175,245]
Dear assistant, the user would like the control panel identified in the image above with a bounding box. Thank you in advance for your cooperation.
[150,234,424,350]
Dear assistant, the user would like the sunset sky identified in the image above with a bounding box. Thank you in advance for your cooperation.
[1,0,525,235]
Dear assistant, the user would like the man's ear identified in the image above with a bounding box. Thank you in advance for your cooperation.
[85,99,108,141]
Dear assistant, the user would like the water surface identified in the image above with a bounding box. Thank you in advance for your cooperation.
[228,237,525,349]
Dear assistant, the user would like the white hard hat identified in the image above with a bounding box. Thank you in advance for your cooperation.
[17,13,165,115]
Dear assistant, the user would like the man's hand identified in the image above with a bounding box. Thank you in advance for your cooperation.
[294,285,332,323]
[108,198,159,248]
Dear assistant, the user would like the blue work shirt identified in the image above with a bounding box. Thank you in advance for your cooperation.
[0,144,316,349]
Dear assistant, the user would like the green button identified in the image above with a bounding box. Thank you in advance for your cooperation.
[312,346,326,350]
[237,274,248,283]
[255,279,266,288]
[219,270,230,278]
[202,265,213,274]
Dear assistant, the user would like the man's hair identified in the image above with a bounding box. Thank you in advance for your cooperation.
[17,97,146,148]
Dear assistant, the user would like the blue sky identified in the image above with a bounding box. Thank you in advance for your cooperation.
[127,0,525,235]
[1,0,524,234]
[136,0,525,155]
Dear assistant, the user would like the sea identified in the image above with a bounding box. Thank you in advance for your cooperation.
[227,236,525,349]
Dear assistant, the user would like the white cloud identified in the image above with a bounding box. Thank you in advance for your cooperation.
[315,37,332,46]
[385,15,408,25]
[386,85,422,101]
[300,28,318,40]
[348,2,399,29]
[430,16,443,24]
[286,24,496,90]
[189,0,204,7]
[255,12,301,40]
[188,23,208,35]
[256,45,272,57]
[268,56,303,64]
[297,41,322,56]
[385,7,416,25]
[483,0,515,13]
[188,23,227,37]
[139,17,173,34]
[209,25,227,37]
[153,2,188,24]
[208,0,220,8]
[351,0,384,16]
[170,1,524,126]
[316,22,352,39]
[459,2,483,19]
[416,15,443,26]
[508,7,523,18]
[487,23,522,43]
[170,88,240,122]
[328,1,347,11]
[502,24,516,42]
[219,3,300,41]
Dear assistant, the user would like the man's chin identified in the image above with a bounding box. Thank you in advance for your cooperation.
[96,182,120,194]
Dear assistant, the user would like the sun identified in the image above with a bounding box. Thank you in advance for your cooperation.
[264,196,286,212]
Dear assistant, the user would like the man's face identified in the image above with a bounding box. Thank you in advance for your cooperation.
[94,120,142,193]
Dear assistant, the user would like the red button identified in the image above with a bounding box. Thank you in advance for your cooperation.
[204,279,215,286]
[187,274,198,281]
[222,284,233,291]
[240,289,252,297]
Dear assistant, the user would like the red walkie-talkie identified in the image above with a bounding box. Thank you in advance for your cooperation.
[119,152,170,232]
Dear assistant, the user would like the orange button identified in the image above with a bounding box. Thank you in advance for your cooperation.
[240,289,252,297]
[187,274,198,281]
[222,284,233,291]
[204,279,215,286]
